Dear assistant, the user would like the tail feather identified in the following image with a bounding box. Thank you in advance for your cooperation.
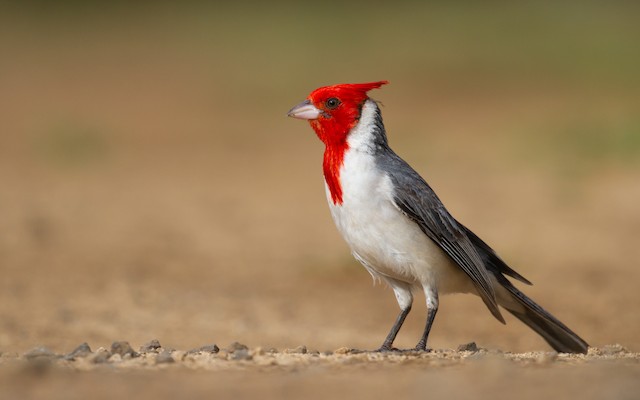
[497,277,589,354]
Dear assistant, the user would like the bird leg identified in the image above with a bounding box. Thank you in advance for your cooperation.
[377,306,411,352]
[415,306,438,351]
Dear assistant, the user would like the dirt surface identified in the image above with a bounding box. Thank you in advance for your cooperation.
[2,342,639,400]
[1,2,639,399]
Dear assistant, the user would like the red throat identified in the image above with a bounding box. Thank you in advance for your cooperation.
[305,80,389,205]
[309,118,351,205]
[323,141,348,205]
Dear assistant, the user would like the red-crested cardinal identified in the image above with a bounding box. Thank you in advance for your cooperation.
[287,81,589,354]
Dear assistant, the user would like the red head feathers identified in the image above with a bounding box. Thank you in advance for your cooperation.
[288,81,389,204]
[306,81,388,145]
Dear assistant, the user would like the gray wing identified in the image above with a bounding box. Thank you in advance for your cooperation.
[457,220,532,285]
[382,153,505,323]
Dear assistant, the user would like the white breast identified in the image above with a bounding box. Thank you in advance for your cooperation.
[325,101,471,294]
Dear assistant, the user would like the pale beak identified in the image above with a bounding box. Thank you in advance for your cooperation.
[287,99,321,120]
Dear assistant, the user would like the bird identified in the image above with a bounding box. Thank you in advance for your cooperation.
[287,81,589,354]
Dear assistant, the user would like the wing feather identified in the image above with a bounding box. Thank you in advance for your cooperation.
[381,152,505,322]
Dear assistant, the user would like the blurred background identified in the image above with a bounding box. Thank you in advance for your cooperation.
[1,0,639,354]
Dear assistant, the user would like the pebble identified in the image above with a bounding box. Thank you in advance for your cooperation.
[601,344,628,355]
[226,342,249,353]
[334,347,352,355]
[111,341,138,358]
[457,342,479,352]
[65,343,93,360]
[140,339,162,353]
[284,345,307,354]
[24,347,59,361]
[187,344,219,354]
[90,350,111,364]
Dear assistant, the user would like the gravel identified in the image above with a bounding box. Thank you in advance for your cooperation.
[140,340,162,354]
[186,344,220,355]
[110,341,138,358]
[65,343,93,360]
[3,343,636,372]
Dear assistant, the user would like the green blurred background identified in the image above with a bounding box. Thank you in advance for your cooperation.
[1,1,639,354]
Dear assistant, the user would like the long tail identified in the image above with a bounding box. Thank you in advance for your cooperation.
[457,220,589,353]
[496,276,589,354]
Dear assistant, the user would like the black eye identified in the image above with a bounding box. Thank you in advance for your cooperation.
[325,97,340,109]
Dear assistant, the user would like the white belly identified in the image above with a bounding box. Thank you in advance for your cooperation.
[326,148,472,294]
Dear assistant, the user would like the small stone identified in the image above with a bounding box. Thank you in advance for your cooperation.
[334,347,352,355]
[89,349,111,364]
[156,350,175,364]
[226,342,248,353]
[24,347,59,361]
[140,340,162,353]
[65,343,93,360]
[601,344,628,355]
[587,347,602,356]
[457,342,479,352]
[284,345,307,354]
[230,349,252,361]
[187,344,219,354]
[110,341,138,358]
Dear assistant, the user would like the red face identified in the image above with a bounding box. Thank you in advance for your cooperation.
[288,81,388,205]
[288,81,388,146]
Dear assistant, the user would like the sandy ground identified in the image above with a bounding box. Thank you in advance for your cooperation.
[1,3,639,399]
[2,342,639,400]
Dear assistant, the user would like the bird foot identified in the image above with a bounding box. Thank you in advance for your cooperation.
[376,345,401,353]
[413,345,432,353]
[375,345,431,353]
